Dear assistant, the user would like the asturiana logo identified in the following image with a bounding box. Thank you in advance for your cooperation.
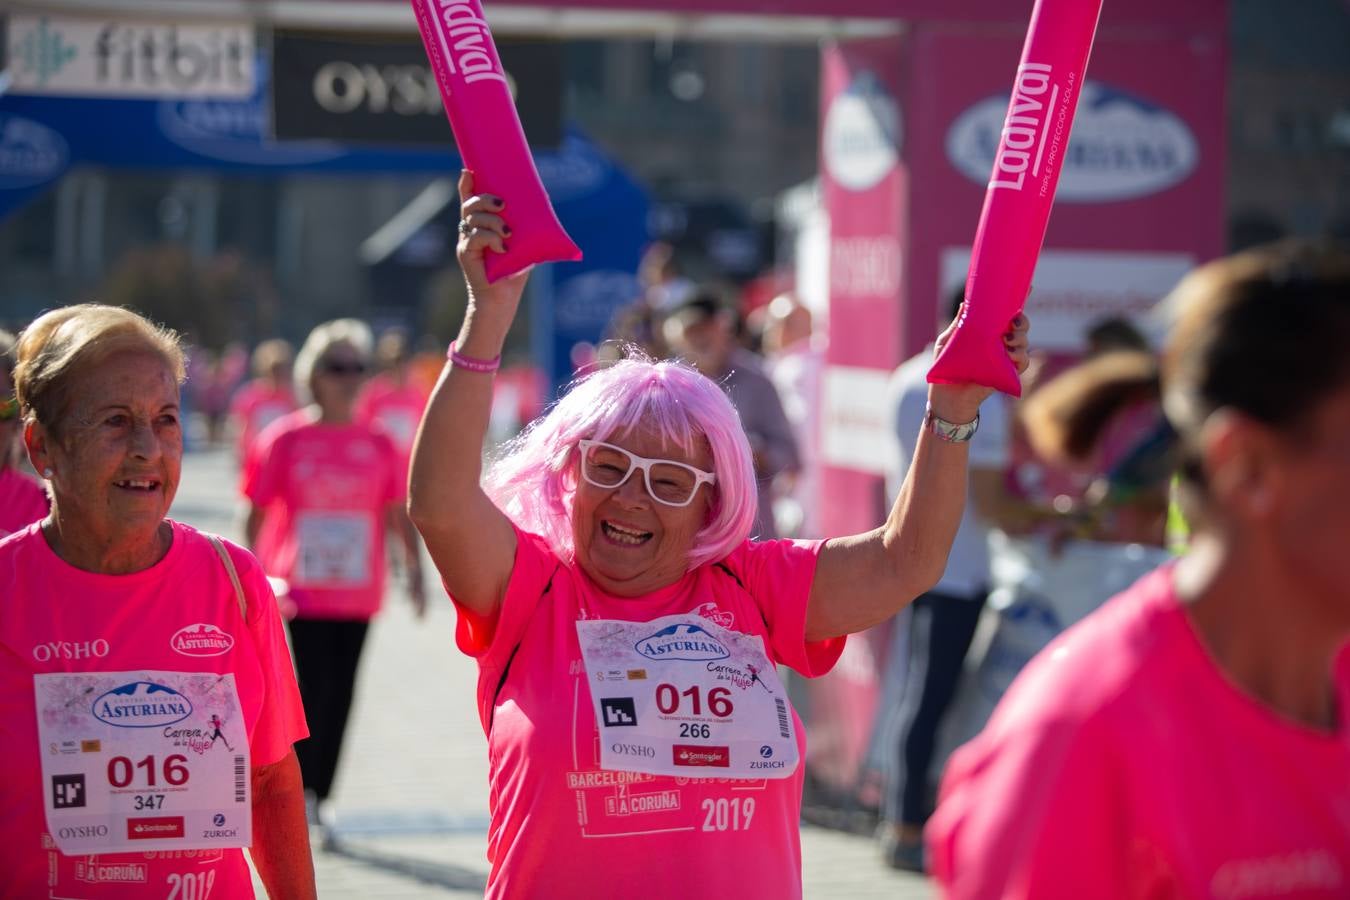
[93,681,193,728]
[170,624,234,657]
[946,80,1199,203]
[635,623,729,662]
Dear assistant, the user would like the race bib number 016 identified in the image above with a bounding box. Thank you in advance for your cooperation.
[577,613,799,780]
[35,670,251,854]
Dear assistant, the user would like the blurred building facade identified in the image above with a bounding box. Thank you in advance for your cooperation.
[0,0,1347,339]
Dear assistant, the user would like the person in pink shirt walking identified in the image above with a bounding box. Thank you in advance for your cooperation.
[355,328,430,470]
[406,172,1029,899]
[927,241,1350,898]
[244,318,426,834]
[1,304,314,900]
[0,328,48,536]
[229,338,298,464]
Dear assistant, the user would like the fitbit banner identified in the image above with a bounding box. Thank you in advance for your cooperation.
[269,31,562,148]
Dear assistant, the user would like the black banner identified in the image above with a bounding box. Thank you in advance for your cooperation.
[270,30,562,149]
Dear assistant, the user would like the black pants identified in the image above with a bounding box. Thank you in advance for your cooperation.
[886,589,985,827]
[289,617,370,801]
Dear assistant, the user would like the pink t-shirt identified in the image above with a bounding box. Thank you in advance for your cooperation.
[242,410,403,620]
[230,381,297,460]
[355,375,429,459]
[0,520,307,900]
[453,525,845,900]
[928,566,1350,899]
[0,467,48,536]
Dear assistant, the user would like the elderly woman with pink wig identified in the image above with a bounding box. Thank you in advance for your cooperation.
[409,173,1030,899]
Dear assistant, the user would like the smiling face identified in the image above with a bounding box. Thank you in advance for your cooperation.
[28,349,182,551]
[571,425,716,597]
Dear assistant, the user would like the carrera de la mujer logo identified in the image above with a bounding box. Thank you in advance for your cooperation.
[93,681,193,728]
[634,623,729,662]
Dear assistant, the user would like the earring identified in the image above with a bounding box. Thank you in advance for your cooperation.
[42,468,53,479]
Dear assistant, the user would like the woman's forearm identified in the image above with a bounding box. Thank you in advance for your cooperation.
[249,751,316,900]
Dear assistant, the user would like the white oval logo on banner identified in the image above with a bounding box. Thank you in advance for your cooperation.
[823,72,901,192]
[0,115,69,189]
[945,81,1198,203]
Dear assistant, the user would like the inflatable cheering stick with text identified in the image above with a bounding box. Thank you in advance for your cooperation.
[412,0,582,282]
[928,0,1104,396]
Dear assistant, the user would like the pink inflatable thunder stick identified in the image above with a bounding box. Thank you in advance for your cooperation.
[927,0,1104,396]
[411,0,582,282]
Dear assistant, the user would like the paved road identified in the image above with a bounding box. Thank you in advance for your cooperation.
[171,447,933,899]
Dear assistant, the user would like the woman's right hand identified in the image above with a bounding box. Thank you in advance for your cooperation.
[457,169,530,347]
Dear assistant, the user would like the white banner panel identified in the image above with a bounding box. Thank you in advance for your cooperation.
[821,365,892,475]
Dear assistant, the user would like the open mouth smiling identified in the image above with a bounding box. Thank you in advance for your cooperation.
[601,520,653,546]
[114,478,161,492]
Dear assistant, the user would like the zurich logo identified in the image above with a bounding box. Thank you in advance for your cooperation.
[213,814,226,827]
[0,115,69,189]
[760,745,773,759]
[946,81,1198,203]
[635,623,729,662]
[93,681,193,728]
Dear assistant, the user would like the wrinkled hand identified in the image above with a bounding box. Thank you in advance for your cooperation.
[457,169,529,333]
[929,311,1032,423]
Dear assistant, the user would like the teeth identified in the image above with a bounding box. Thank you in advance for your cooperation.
[118,480,156,489]
[603,522,650,545]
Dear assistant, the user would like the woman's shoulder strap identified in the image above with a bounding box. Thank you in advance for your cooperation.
[205,533,248,620]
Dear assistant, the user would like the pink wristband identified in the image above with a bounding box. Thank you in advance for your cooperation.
[448,341,501,374]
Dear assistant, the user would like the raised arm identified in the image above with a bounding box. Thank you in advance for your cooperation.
[804,314,1029,640]
[407,171,527,619]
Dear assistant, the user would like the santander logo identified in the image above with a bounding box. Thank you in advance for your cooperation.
[170,624,235,657]
[946,81,1199,203]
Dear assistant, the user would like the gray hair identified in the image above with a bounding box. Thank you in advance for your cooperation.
[293,319,373,405]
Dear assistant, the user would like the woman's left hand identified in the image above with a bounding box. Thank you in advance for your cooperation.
[929,312,1032,423]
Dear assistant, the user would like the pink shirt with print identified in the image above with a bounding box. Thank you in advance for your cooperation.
[0,467,48,536]
[927,565,1350,899]
[453,525,845,900]
[243,410,403,620]
[230,380,297,460]
[355,375,429,459]
[0,521,307,900]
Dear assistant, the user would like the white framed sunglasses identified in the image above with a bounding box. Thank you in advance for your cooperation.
[577,439,716,508]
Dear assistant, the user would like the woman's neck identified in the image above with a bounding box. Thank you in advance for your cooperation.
[1177,535,1344,731]
[42,515,173,575]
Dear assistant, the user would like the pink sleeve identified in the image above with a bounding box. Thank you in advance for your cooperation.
[450,523,559,733]
[926,711,1131,899]
[227,542,309,768]
[733,539,845,677]
[240,428,283,505]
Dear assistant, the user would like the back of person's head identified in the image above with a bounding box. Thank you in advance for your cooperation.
[15,304,185,431]
[251,338,294,379]
[375,329,411,369]
[1162,241,1350,460]
[1085,316,1150,357]
[483,350,757,571]
[293,319,372,405]
[1020,350,1160,465]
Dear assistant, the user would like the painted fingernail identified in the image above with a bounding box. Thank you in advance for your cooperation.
[503,226,512,236]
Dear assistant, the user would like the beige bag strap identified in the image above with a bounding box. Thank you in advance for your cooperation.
[207,534,248,621]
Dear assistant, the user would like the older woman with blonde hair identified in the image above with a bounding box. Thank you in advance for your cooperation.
[0,303,314,899]
[243,318,425,834]
[408,173,1029,898]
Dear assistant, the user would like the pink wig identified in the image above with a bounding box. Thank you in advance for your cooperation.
[483,353,758,571]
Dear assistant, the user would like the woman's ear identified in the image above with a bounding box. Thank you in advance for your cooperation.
[24,420,53,479]
[1199,410,1283,522]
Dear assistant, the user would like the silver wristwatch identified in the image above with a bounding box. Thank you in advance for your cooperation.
[925,405,980,443]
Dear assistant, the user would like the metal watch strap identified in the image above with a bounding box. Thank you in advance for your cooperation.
[926,405,980,443]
